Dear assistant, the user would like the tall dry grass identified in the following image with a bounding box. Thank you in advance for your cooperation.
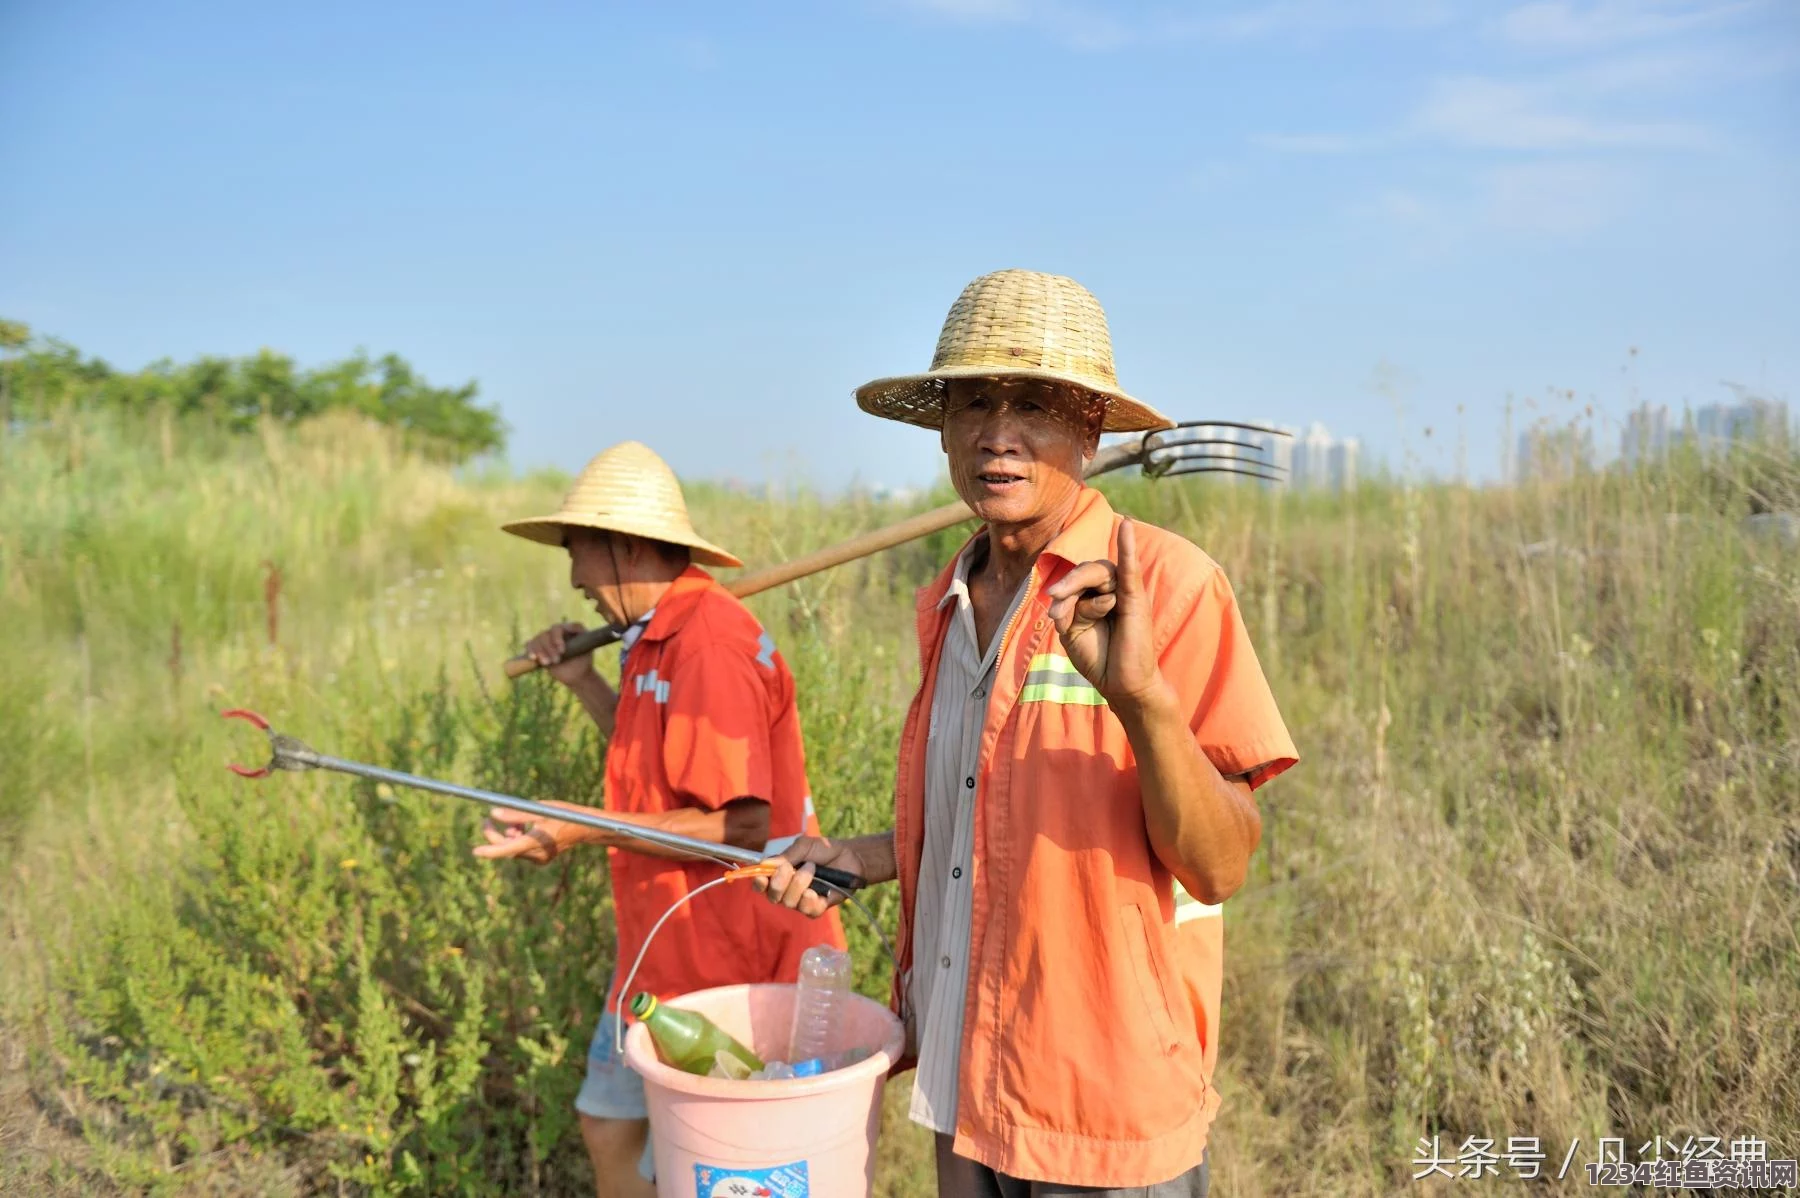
[0,409,1794,1195]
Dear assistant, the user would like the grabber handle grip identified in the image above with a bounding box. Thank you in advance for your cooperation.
[810,865,865,898]
[503,622,626,679]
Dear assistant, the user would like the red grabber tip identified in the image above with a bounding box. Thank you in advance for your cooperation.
[222,708,273,777]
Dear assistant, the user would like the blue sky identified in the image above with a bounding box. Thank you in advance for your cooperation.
[3,0,1795,491]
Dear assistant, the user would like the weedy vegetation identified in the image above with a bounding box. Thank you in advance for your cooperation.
[1,343,1794,1194]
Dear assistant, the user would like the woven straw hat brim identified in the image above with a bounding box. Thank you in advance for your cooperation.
[856,366,1173,434]
[500,513,743,568]
[855,268,1174,434]
[499,439,743,569]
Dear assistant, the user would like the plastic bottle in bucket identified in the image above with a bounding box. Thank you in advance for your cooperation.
[787,945,852,1061]
[631,992,764,1077]
[626,983,906,1197]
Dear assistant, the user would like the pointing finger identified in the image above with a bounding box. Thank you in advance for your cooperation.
[1116,518,1142,600]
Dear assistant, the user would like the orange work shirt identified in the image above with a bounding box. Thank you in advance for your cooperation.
[604,566,845,1016]
[890,488,1298,1188]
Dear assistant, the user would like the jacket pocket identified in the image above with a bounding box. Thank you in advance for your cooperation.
[1120,902,1184,1056]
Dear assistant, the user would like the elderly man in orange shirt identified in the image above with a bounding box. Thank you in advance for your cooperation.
[758,270,1298,1196]
[475,441,846,1198]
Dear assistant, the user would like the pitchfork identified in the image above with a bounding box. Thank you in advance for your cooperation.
[504,419,1291,679]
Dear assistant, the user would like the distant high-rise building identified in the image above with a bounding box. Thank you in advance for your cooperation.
[1621,403,1670,466]
[1327,438,1359,492]
[1517,420,1593,483]
[1692,396,1791,456]
[1176,420,1357,491]
[1269,422,1358,492]
[1227,423,1293,488]
[1257,425,1294,483]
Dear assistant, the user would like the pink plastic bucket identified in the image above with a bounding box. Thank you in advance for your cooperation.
[623,982,906,1198]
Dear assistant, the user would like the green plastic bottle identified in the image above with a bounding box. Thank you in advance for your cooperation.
[630,992,765,1077]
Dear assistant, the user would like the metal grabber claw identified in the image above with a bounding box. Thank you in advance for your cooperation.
[222,708,274,777]
[219,710,865,897]
[221,708,319,777]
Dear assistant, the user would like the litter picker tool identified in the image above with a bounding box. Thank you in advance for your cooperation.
[504,419,1290,679]
[220,708,864,899]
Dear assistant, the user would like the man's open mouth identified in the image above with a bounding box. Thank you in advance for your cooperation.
[978,471,1026,488]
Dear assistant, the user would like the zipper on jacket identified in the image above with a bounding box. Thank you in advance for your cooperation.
[995,567,1041,672]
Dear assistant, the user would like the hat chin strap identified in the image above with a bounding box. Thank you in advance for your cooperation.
[603,535,638,627]
[603,534,677,628]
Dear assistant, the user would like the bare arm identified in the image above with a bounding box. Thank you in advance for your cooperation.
[472,797,771,863]
[1114,683,1261,903]
[1046,519,1262,904]
[563,670,619,737]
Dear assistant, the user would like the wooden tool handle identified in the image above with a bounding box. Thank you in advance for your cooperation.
[500,499,975,680]
[502,434,1148,680]
[721,498,974,599]
[503,622,628,678]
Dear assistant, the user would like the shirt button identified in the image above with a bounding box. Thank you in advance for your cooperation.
[940,956,952,969]
[964,777,975,789]
[974,686,985,699]
[952,867,962,879]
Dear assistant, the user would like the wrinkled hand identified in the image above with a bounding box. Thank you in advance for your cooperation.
[471,802,582,865]
[750,836,864,920]
[523,621,597,687]
[1043,518,1164,709]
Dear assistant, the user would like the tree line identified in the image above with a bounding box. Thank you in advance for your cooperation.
[0,318,504,462]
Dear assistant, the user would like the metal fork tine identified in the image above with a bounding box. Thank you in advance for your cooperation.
[1147,447,1285,471]
[1144,443,1288,479]
[1164,419,1292,437]
[1144,434,1275,457]
[1159,461,1287,483]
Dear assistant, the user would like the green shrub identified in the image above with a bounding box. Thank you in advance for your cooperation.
[4,406,1796,1196]
[45,670,613,1194]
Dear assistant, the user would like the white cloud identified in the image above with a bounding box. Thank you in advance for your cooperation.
[1162,0,1461,41]
[1356,187,1464,256]
[1414,75,1712,149]
[1375,189,1434,223]
[1354,161,1636,244]
[671,37,721,72]
[1183,159,1249,193]
[1251,132,1385,154]
[1258,70,1715,156]
[889,0,1777,54]
[1480,160,1635,234]
[1492,0,1758,49]
[885,0,1129,49]
[888,0,1464,48]
[902,0,1030,17]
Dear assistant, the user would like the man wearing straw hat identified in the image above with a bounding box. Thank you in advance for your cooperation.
[757,270,1298,1195]
[476,440,847,1198]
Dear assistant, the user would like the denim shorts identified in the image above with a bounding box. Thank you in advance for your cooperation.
[575,989,655,1182]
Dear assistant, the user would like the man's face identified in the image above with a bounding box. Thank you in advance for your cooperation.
[940,378,1103,528]
[564,528,625,624]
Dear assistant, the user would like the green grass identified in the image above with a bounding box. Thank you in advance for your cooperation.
[1,408,1795,1195]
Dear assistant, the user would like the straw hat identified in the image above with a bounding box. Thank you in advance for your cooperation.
[501,440,743,568]
[855,269,1172,433]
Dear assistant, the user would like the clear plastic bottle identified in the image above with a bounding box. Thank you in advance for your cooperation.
[787,944,853,1062]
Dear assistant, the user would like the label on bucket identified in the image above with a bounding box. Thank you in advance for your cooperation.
[693,1161,809,1197]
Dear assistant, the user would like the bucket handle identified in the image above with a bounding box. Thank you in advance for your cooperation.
[612,871,900,1060]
